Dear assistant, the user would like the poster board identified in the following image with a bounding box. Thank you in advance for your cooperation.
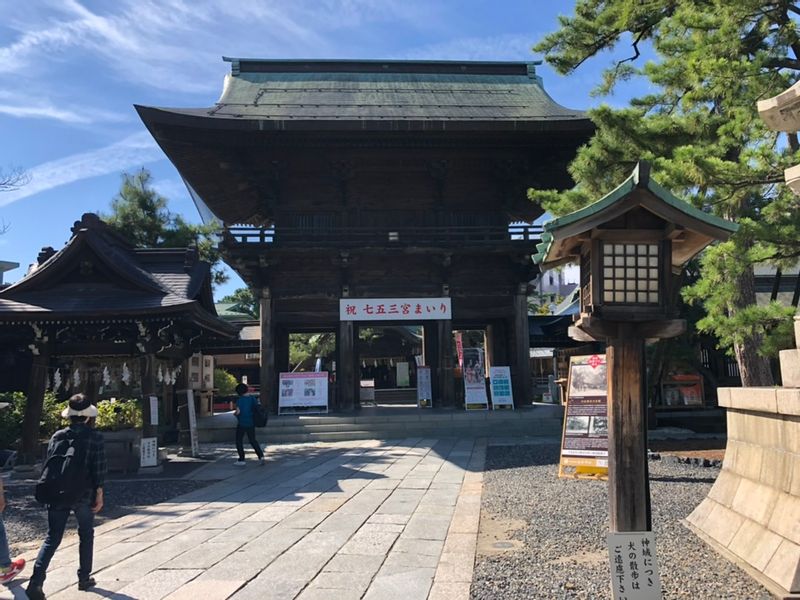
[463,347,489,410]
[559,354,608,479]
[360,379,376,405]
[417,366,432,408]
[489,366,514,410]
[660,373,704,407]
[608,532,663,600]
[279,372,329,414]
[185,389,200,458]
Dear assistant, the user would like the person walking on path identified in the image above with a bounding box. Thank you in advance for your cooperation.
[0,478,25,584]
[234,383,264,466]
[26,394,106,600]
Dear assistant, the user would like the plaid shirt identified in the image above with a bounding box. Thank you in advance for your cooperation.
[48,423,107,491]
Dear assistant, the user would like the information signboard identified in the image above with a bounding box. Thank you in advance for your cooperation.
[149,395,159,426]
[607,532,663,600]
[463,347,489,410]
[416,366,432,408]
[559,354,608,478]
[279,372,329,414]
[140,436,158,468]
[489,366,514,409]
[396,362,410,387]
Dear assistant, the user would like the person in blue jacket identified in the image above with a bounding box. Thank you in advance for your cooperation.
[233,383,264,466]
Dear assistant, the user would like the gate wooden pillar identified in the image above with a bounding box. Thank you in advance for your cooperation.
[338,319,356,411]
[512,288,532,408]
[140,354,158,438]
[259,288,277,414]
[437,319,455,408]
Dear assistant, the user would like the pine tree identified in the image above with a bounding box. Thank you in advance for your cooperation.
[532,0,800,385]
[104,169,228,285]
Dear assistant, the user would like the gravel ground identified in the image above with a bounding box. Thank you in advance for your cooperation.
[472,443,771,600]
[2,477,217,554]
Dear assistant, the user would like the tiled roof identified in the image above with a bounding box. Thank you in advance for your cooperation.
[139,59,588,127]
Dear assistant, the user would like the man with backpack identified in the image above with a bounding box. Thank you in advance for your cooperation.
[27,393,106,600]
[233,383,265,466]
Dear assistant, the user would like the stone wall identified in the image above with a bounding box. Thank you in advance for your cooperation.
[686,317,800,598]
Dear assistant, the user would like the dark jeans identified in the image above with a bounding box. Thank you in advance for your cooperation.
[235,426,263,460]
[31,500,94,585]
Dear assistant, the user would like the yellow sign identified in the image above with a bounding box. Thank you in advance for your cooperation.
[558,354,609,479]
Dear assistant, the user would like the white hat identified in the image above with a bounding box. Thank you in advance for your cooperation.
[61,393,98,418]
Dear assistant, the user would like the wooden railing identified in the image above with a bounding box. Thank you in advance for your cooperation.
[223,223,543,247]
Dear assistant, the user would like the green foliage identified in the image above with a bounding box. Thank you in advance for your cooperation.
[289,333,336,369]
[94,399,143,431]
[103,169,228,285]
[214,368,238,396]
[532,0,800,380]
[219,287,259,319]
[0,391,67,449]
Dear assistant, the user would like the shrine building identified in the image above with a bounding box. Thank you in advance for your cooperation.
[136,58,593,413]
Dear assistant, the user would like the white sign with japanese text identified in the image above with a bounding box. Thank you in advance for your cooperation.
[185,389,200,458]
[340,298,451,321]
[140,436,158,468]
[279,372,329,414]
[608,532,663,600]
[149,395,159,426]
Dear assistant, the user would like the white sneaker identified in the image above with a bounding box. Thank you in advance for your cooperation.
[234,460,246,466]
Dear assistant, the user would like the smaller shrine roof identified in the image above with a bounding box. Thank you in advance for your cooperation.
[0,214,237,338]
[534,162,739,268]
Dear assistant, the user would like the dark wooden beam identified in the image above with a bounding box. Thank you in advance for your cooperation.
[259,289,277,414]
[338,319,355,411]
[20,349,49,465]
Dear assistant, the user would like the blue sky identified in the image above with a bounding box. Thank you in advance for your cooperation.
[0,0,646,299]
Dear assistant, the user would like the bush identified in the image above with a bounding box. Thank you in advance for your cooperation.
[94,398,143,431]
[214,368,238,397]
[0,391,68,449]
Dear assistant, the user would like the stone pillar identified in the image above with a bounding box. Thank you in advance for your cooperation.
[338,319,355,411]
[437,319,454,408]
[20,350,49,465]
[512,289,532,408]
[259,288,276,414]
[606,326,650,533]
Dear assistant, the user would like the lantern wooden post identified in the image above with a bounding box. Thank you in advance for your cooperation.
[607,324,650,532]
[535,161,738,535]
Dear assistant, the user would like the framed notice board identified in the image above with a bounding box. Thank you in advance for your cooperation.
[558,354,609,479]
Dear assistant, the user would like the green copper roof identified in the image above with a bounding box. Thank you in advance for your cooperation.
[194,58,588,123]
[533,161,739,266]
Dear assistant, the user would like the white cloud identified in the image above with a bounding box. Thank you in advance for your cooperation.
[0,131,164,207]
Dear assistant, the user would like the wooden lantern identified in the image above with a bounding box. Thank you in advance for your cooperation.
[534,160,738,534]
[535,160,738,340]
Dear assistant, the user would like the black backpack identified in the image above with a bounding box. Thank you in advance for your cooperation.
[35,428,91,506]
[253,401,269,428]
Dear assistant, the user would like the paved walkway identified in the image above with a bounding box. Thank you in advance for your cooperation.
[4,438,486,600]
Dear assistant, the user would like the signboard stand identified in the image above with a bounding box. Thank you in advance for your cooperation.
[416,366,432,408]
[463,348,489,411]
[279,372,329,414]
[489,367,514,410]
[558,354,609,480]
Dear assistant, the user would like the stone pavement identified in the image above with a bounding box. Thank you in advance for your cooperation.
[3,438,486,600]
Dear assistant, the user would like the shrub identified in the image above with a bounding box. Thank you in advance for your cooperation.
[0,391,68,449]
[94,398,143,431]
[214,368,238,397]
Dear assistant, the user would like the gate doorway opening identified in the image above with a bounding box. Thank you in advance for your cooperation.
[357,325,423,406]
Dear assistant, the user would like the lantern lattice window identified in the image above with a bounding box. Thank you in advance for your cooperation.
[601,243,660,304]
